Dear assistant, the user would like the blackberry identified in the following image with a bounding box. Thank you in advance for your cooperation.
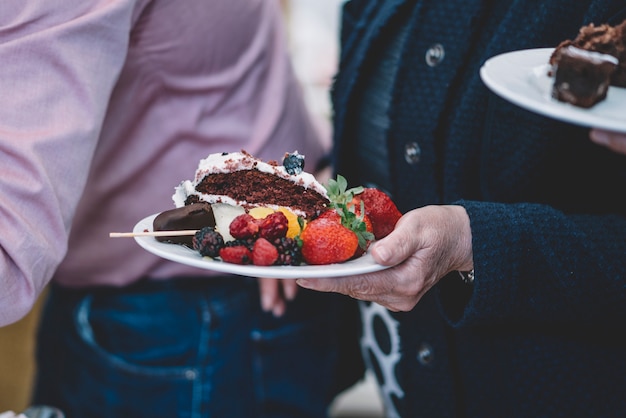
[273,237,303,266]
[282,152,305,175]
[193,227,224,258]
[224,237,255,251]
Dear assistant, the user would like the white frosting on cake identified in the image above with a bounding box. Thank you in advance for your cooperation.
[563,45,619,65]
[173,151,328,215]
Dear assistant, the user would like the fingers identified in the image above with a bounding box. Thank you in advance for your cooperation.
[297,205,474,312]
[297,270,423,312]
[295,262,423,311]
[258,278,286,317]
[295,215,418,298]
[258,278,299,317]
[590,129,626,155]
[281,279,299,301]
[296,277,350,294]
[296,274,386,303]
[368,215,417,266]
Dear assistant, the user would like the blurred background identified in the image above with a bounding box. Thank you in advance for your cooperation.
[0,1,384,416]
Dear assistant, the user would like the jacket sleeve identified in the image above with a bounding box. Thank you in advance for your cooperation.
[439,200,626,329]
[0,0,137,325]
[433,1,626,331]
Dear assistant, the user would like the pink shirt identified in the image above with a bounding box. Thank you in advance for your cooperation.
[0,0,326,325]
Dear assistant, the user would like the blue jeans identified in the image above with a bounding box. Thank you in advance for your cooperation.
[32,277,363,418]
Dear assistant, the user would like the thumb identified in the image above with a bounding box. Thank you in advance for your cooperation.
[370,217,415,266]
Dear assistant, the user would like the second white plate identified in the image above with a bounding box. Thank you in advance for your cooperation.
[480,48,626,133]
[133,213,390,279]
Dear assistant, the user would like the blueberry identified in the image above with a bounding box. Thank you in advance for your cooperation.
[283,152,305,175]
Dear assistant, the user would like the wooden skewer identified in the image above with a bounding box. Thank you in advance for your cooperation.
[109,230,198,238]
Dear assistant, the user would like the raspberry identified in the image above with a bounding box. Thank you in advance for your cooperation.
[252,237,279,266]
[258,211,289,241]
[219,245,252,265]
[229,214,259,239]
[192,227,224,258]
[273,237,303,266]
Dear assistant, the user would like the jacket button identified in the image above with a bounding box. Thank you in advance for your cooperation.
[184,369,198,380]
[417,343,434,366]
[425,44,445,67]
[404,142,421,164]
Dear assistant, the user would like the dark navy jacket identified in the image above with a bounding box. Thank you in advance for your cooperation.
[332,1,626,417]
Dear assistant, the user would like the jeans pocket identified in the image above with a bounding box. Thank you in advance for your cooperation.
[32,288,209,418]
[73,291,205,379]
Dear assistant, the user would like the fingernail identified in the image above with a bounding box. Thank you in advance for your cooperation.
[272,304,285,317]
[373,243,390,263]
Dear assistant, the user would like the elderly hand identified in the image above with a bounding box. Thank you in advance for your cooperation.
[296,205,473,312]
[590,129,626,155]
[258,277,298,317]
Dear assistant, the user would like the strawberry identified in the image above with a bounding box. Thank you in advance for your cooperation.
[252,237,279,266]
[300,216,359,265]
[352,188,402,240]
[318,209,373,258]
[219,245,252,264]
[325,176,375,253]
[316,209,342,223]
[351,213,374,258]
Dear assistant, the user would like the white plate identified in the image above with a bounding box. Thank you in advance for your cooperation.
[133,213,390,279]
[480,48,626,133]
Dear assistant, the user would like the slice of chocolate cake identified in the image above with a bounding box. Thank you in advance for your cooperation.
[551,46,618,108]
[548,19,626,107]
[173,151,329,219]
[550,20,626,87]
